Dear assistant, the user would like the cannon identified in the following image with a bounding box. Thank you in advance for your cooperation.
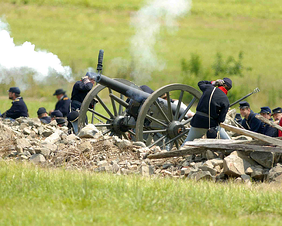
[77,50,201,150]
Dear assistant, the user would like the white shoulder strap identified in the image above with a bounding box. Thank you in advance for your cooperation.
[209,87,216,129]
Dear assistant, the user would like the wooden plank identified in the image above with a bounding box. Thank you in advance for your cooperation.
[220,123,282,147]
[187,143,282,153]
[147,147,207,159]
[147,139,247,159]
[255,115,282,132]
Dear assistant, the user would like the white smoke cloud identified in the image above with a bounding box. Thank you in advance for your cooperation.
[0,18,73,89]
[130,0,192,84]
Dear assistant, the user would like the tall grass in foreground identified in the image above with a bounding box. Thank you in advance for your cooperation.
[0,161,281,225]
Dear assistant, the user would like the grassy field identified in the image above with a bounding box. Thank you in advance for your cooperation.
[0,161,282,225]
[0,0,282,111]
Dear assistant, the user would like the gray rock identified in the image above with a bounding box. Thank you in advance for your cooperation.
[37,148,51,156]
[223,151,259,177]
[121,168,130,175]
[8,151,18,157]
[23,127,31,135]
[42,130,53,137]
[198,165,217,176]
[266,164,282,182]
[97,160,109,167]
[180,167,191,176]
[116,139,132,149]
[162,163,173,169]
[79,141,93,153]
[206,150,217,160]
[41,143,57,152]
[37,126,44,135]
[30,154,46,164]
[251,166,264,180]
[78,124,99,138]
[188,170,215,181]
[250,152,274,169]
[139,165,154,176]
[103,139,114,147]
[16,138,31,150]
[241,174,251,182]
[223,155,245,176]
[43,130,63,144]
[132,141,146,148]
[66,133,80,141]
[112,163,120,173]
[209,158,224,168]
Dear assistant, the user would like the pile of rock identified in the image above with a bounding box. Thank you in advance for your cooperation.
[1,117,282,184]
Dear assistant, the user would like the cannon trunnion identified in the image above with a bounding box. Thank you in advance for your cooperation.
[78,51,201,150]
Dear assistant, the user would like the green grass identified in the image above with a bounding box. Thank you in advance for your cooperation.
[0,0,282,110]
[0,161,281,225]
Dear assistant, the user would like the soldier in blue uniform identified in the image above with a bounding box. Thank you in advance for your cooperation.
[50,110,66,126]
[272,107,282,123]
[1,87,28,119]
[37,107,51,124]
[71,72,95,111]
[51,89,71,117]
[182,78,232,143]
[239,101,264,133]
[259,106,278,137]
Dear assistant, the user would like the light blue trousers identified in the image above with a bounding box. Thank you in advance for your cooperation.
[182,126,230,146]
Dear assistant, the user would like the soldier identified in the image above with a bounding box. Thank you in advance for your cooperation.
[37,107,51,124]
[259,106,278,137]
[239,101,264,133]
[50,110,66,126]
[272,107,282,137]
[271,107,282,122]
[71,72,95,111]
[182,78,232,143]
[1,87,28,119]
[50,89,71,117]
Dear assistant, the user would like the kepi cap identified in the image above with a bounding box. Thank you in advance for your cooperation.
[223,78,232,88]
[53,89,66,96]
[272,107,282,115]
[8,87,20,94]
[67,111,79,122]
[259,106,271,114]
[239,101,250,109]
[51,110,63,118]
[37,107,47,116]
[56,118,65,125]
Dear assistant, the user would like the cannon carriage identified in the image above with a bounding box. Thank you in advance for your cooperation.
[77,50,201,150]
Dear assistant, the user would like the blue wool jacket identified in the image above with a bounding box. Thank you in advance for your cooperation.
[241,110,264,134]
[191,81,230,129]
[1,97,28,119]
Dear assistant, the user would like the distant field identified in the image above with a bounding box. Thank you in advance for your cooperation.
[0,0,282,111]
[0,161,282,225]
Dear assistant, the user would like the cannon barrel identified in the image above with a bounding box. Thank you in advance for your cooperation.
[93,73,150,103]
[89,72,188,117]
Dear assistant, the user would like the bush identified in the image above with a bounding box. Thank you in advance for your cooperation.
[180,51,252,103]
